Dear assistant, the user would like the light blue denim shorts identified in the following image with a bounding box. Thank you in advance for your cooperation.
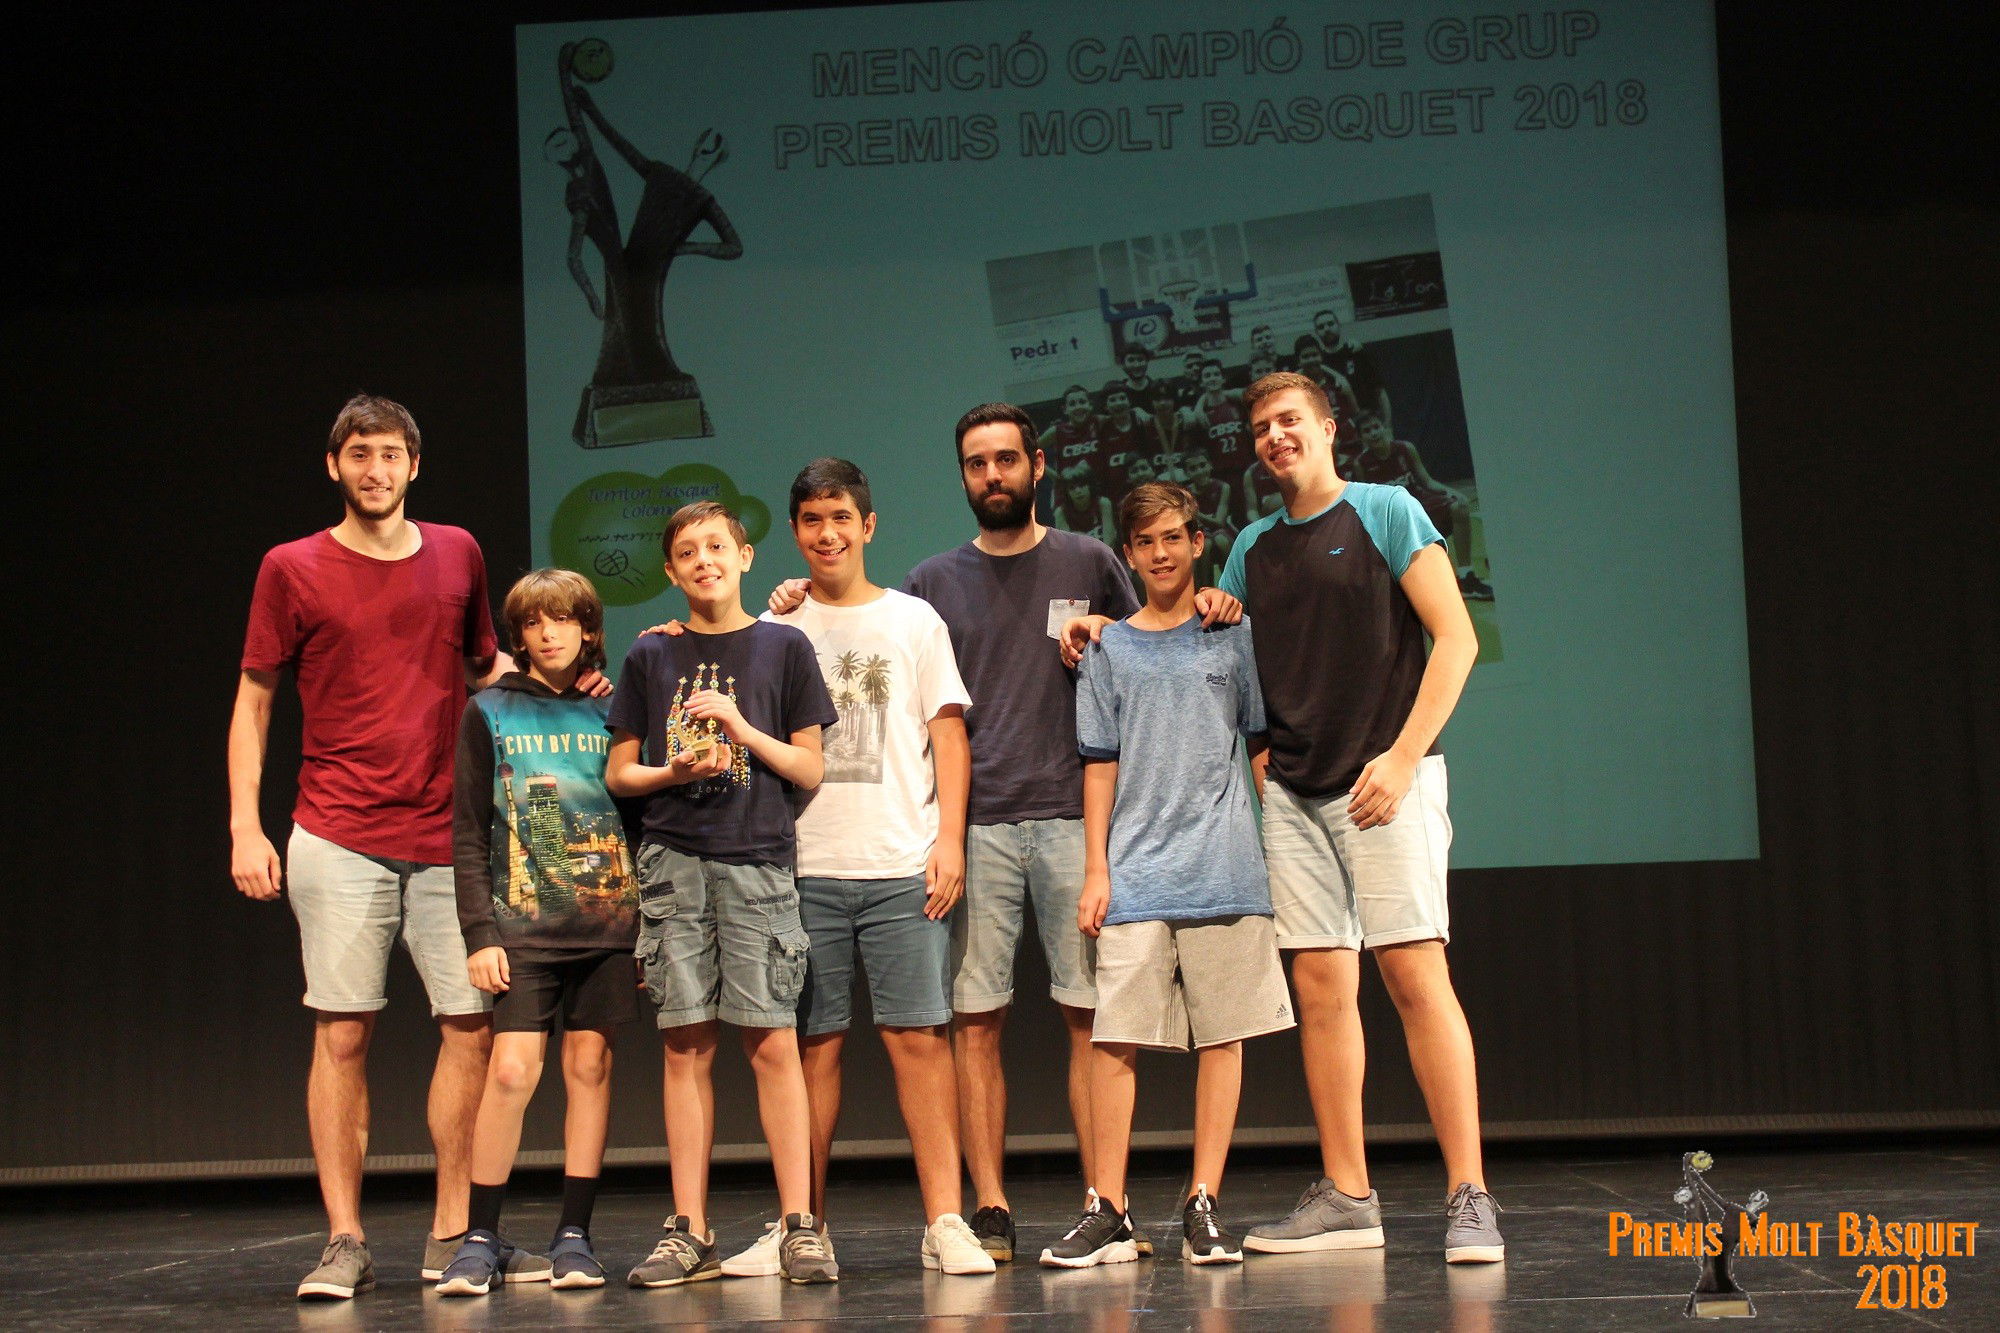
[286,825,489,1018]
[953,818,1096,1012]
[1260,756,1453,951]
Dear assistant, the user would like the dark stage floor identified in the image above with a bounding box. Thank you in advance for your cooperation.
[6,1141,1995,1330]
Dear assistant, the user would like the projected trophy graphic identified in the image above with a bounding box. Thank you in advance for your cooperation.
[1676,1150,1768,1319]
[549,38,742,448]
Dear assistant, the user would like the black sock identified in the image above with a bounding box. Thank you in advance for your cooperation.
[559,1174,601,1232]
[468,1180,507,1236]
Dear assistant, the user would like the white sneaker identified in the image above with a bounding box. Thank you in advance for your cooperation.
[923,1213,998,1274]
[720,1221,783,1277]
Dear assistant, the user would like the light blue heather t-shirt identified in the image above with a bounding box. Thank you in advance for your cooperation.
[1074,617,1271,925]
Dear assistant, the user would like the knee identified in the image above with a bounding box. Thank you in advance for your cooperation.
[743,1029,800,1077]
[953,1012,1006,1054]
[315,1017,373,1066]
[564,1040,613,1088]
[879,1026,945,1066]
[1377,948,1454,1015]
[490,1052,542,1098]
[663,1029,716,1072]
[1290,957,1357,1016]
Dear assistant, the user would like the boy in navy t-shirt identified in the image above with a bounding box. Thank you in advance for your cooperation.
[606,501,841,1287]
[1042,483,1293,1271]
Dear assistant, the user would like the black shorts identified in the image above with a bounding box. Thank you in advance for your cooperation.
[490,948,641,1034]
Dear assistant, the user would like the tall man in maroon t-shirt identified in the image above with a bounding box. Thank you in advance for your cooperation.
[229,395,523,1299]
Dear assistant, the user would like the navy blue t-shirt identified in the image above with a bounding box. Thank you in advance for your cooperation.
[1220,483,1443,798]
[904,528,1139,824]
[606,622,838,866]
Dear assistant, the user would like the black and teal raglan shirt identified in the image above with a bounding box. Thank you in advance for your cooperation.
[1219,482,1445,798]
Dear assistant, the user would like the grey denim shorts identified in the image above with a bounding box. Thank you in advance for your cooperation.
[634,842,810,1029]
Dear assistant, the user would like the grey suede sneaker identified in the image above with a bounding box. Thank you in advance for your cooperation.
[1243,1177,1385,1253]
[1444,1182,1505,1263]
[628,1216,721,1287]
[297,1234,374,1300]
[780,1212,839,1284]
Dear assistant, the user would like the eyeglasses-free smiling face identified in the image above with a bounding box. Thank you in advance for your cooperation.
[1251,388,1337,489]
[327,431,417,521]
[1124,510,1203,599]
[667,514,752,608]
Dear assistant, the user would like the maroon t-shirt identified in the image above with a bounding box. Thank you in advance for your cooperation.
[241,522,498,864]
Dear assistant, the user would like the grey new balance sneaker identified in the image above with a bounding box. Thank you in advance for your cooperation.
[628,1217,721,1287]
[1444,1182,1505,1263]
[422,1230,551,1283]
[1243,1177,1385,1253]
[780,1212,839,1284]
[297,1234,374,1300]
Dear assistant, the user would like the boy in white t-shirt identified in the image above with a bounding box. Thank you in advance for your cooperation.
[736,458,993,1276]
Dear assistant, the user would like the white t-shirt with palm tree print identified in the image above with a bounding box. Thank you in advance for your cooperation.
[767,588,971,879]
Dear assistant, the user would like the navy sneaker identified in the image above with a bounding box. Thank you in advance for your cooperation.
[548,1225,606,1288]
[436,1230,503,1297]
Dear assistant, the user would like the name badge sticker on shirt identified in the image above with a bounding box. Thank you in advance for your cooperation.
[1047,598,1090,639]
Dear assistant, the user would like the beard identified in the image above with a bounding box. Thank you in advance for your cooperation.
[339,477,408,519]
[968,479,1036,532]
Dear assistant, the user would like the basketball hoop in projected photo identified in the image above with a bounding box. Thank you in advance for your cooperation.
[1098,224,1258,358]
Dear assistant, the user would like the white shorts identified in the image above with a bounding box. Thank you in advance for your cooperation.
[1259,756,1452,951]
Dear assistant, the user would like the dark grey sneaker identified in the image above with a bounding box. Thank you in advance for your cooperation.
[548,1225,606,1288]
[1243,1177,1385,1253]
[780,1212,839,1284]
[1181,1186,1242,1265]
[1444,1182,1505,1263]
[1039,1189,1139,1268]
[422,1230,551,1283]
[436,1230,503,1297]
[628,1216,720,1288]
[968,1204,1016,1262]
[297,1233,374,1300]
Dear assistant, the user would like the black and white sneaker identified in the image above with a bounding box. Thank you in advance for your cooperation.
[1181,1185,1242,1264]
[1039,1189,1139,1268]
[1458,572,1495,601]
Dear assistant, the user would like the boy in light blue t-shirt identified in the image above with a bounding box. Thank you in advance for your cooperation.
[1041,483,1294,1272]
